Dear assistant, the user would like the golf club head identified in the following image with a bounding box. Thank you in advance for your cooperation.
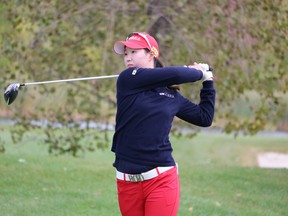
[4,83,20,105]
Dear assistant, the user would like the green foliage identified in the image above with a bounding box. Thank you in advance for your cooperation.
[44,126,109,157]
[0,0,287,156]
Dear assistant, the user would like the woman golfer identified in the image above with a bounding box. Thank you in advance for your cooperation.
[112,32,215,216]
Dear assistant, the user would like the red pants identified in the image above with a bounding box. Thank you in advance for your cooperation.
[116,167,180,216]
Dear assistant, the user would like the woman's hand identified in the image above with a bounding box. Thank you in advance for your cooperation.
[185,62,213,82]
[184,62,204,71]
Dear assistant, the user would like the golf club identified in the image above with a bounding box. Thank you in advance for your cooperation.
[4,74,119,105]
[4,64,212,105]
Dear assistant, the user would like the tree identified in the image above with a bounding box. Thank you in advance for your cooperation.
[0,0,287,155]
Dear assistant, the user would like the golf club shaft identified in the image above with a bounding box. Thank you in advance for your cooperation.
[20,74,119,86]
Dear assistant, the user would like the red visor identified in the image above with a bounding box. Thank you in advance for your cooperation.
[114,32,159,58]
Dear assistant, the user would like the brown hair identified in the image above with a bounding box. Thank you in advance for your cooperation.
[155,58,164,68]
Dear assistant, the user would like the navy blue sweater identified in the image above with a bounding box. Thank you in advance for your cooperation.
[111,66,216,174]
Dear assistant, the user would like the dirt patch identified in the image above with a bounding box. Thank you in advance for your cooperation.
[257,152,288,169]
[240,148,288,169]
[241,147,261,167]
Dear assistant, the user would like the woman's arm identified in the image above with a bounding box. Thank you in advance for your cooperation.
[176,81,216,127]
[117,66,203,94]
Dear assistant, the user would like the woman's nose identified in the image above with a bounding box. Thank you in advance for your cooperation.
[125,55,131,61]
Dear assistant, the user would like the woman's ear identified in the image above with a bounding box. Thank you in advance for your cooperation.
[149,52,155,61]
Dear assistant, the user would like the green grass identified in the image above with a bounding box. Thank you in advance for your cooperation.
[0,127,287,216]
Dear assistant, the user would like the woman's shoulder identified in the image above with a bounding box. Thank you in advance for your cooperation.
[119,67,140,78]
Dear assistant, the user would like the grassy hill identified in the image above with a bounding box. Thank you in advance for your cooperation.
[1,127,287,215]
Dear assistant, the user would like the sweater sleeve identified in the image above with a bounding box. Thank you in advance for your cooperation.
[176,81,216,127]
[117,66,203,95]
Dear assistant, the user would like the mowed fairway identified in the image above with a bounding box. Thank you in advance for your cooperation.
[0,128,287,216]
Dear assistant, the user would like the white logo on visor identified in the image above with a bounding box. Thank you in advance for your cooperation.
[129,36,141,41]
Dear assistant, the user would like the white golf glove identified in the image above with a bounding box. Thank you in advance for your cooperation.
[202,71,213,81]
[199,63,213,82]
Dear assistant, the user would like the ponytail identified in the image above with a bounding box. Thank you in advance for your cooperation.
[155,57,164,68]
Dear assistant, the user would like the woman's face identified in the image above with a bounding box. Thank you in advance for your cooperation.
[124,47,154,68]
